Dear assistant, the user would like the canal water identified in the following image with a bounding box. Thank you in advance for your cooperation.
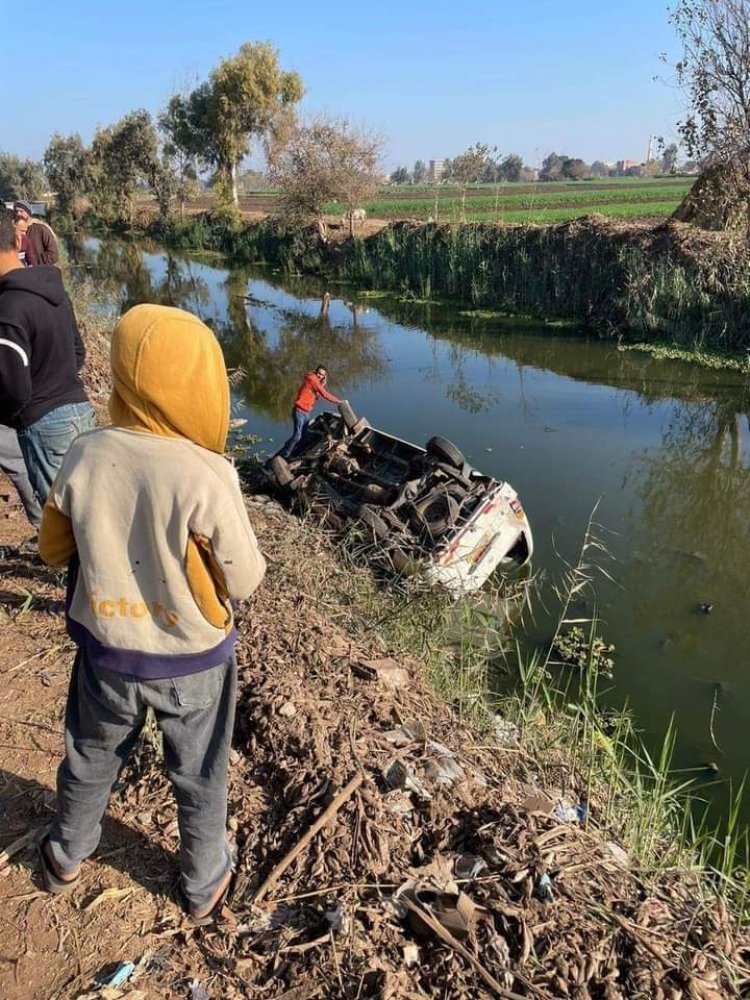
[69,235,750,825]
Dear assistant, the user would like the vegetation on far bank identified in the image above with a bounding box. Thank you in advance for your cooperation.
[91,208,750,363]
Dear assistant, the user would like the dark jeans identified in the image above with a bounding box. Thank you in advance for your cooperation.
[280,406,310,459]
[0,423,42,528]
[18,400,95,505]
[49,648,238,911]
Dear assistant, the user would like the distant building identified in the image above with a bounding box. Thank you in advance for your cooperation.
[428,159,446,183]
[616,159,640,175]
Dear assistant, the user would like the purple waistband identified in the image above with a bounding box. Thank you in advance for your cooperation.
[66,618,237,679]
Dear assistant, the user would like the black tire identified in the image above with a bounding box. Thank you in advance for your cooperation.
[357,504,389,540]
[338,400,358,430]
[270,455,294,487]
[411,484,466,538]
[426,435,465,469]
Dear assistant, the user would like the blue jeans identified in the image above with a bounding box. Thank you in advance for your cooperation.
[18,401,96,506]
[280,406,310,459]
[0,423,43,528]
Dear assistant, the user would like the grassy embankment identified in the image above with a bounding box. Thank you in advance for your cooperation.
[140,208,750,365]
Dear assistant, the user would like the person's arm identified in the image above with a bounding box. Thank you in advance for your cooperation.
[38,502,77,566]
[70,304,86,371]
[310,372,341,404]
[0,321,32,424]
[38,455,77,566]
[194,472,266,601]
[39,225,59,266]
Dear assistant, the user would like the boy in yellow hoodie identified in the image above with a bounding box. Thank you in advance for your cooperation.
[37,303,266,923]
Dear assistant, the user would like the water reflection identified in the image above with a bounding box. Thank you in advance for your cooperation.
[69,235,212,316]
[218,269,387,422]
[68,238,388,424]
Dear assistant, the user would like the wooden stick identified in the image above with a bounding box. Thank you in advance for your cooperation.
[400,896,535,1000]
[253,773,364,904]
[0,828,40,868]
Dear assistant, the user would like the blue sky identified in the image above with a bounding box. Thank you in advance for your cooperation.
[13,0,683,169]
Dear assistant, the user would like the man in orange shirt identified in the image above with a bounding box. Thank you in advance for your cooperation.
[279,365,346,459]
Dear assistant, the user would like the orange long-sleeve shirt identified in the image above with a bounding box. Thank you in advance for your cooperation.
[293,372,341,413]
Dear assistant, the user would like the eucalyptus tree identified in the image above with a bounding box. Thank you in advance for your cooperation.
[162,42,304,217]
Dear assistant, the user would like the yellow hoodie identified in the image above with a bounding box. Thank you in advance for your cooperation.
[39,304,266,678]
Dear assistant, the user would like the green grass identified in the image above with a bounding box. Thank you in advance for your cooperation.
[359,184,691,213]
[320,179,694,223]
[494,201,680,223]
[618,340,750,371]
[340,216,750,353]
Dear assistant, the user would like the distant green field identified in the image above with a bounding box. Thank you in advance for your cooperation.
[322,177,694,224]
[231,177,694,224]
[495,201,680,223]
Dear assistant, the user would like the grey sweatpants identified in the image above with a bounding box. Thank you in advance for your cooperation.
[0,423,43,528]
[50,648,237,911]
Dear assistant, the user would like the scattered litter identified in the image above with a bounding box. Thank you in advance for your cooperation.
[382,721,426,746]
[606,841,630,866]
[552,796,588,824]
[403,943,420,966]
[382,758,432,799]
[453,853,487,880]
[94,961,136,989]
[277,701,297,717]
[537,873,554,903]
[520,790,555,814]
[325,903,351,935]
[382,789,414,816]
[423,754,465,787]
[189,980,210,1000]
[397,882,477,941]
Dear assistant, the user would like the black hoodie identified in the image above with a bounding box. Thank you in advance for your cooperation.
[0,265,88,428]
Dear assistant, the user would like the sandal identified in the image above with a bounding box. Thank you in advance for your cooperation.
[37,833,81,895]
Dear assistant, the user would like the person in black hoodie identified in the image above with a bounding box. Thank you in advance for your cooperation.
[0,209,94,508]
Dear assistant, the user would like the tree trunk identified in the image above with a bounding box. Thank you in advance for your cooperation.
[231,161,238,207]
